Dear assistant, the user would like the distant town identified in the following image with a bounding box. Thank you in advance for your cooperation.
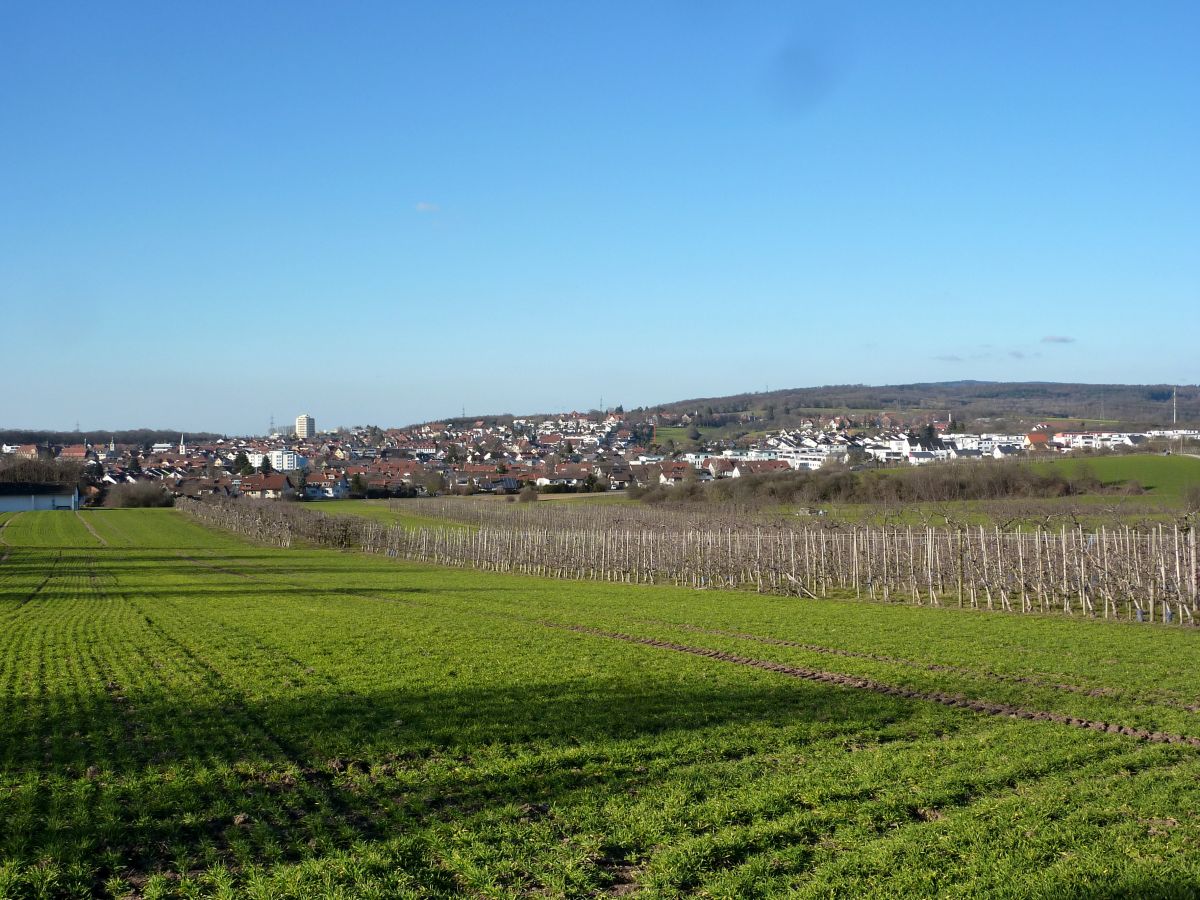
[4,407,1197,505]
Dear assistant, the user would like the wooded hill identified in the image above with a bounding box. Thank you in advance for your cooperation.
[644,381,1198,431]
[0,429,225,447]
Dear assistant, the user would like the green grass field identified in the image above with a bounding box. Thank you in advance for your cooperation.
[1031,454,1200,502]
[522,492,633,504]
[319,499,475,531]
[781,455,1200,528]
[3,509,1200,897]
[655,425,769,447]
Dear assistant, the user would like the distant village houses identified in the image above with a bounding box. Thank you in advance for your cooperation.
[4,405,1191,507]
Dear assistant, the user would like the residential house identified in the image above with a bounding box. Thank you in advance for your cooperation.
[705,458,736,478]
[304,472,350,500]
[236,474,296,500]
[731,460,791,478]
[1023,432,1058,452]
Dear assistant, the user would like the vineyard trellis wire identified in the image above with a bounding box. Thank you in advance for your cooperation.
[177,498,1200,624]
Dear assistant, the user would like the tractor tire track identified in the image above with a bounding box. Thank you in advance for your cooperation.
[169,551,432,611]
[161,550,1200,747]
[0,512,18,562]
[173,551,254,579]
[75,511,108,546]
[638,619,1200,714]
[8,551,63,610]
[550,623,1200,748]
[0,511,17,544]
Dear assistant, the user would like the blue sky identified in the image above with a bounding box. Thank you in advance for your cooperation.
[2,2,1197,434]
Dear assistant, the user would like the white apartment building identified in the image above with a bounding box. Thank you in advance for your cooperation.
[246,450,308,471]
[295,413,316,439]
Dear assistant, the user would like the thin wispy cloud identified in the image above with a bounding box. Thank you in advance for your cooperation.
[936,347,1040,363]
[414,201,440,213]
[1041,335,1076,344]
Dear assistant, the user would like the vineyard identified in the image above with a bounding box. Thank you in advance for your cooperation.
[179,497,1200,624]
[4,508,1200,898]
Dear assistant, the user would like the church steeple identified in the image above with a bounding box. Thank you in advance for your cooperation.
[179,434,186,455]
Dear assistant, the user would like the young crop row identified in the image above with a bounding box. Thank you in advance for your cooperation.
[0,520,476,895]
[179,498,1200,623]
[0,509,102,549]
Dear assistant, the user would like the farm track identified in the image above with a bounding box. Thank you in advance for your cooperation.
[638,618,1200,714]
[548,623,1200,748]
[166,550,439,611]
[87,510,137,546]
[157,550,1200,749]
[0,512,16,562]
[75,511,107,545]
[172,550,256,579]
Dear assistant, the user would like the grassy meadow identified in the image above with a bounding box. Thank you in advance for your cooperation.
[1030,454,1200,502]
[784,454,1200,528]
[320,499,475,531]
[654,426,769,447]
[2,509,1200,897]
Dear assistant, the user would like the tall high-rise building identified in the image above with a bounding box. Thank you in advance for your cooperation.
[295,413,315,439]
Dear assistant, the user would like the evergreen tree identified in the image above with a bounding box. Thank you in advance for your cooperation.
[233,451,254,476]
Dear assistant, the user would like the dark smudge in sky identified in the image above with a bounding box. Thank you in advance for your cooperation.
[765,12,851,116]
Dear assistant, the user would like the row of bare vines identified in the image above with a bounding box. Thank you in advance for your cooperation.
[178,498,1200,623]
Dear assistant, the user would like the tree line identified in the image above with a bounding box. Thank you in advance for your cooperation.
[630,461,1123,506]
[0,457,85,486]
[0,429,224,446]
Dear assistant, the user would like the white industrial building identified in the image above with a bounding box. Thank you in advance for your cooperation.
[0,483,80,512]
